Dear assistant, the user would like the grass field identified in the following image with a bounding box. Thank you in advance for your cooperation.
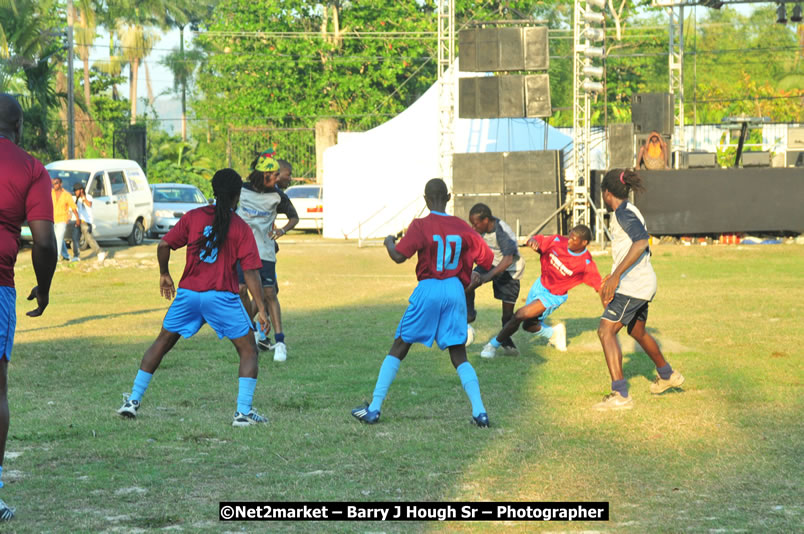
[4,235,803,532]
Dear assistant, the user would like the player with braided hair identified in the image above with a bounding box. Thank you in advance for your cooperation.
[594,168,684,411]
[117,169,271,426]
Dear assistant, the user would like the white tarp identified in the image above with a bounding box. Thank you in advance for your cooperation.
[322,70,573,240]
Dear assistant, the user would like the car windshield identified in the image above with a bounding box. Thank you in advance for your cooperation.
[286,186,322,199]
[152,187,206,204]
[47,170,90,192]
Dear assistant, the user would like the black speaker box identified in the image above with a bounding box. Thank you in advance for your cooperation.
[125,126,147,170]
[681,151,717,169]
[525,74,551,118]
[631,93,673,136]
[459,76,527,119]
[608,123,634,168]
[741,151,770,167]
[454,195,505,223]
[523,26,549,70]
[458,27,549,73]
[452,153,504,194]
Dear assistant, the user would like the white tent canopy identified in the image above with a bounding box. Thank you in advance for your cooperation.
[322,73,572,239]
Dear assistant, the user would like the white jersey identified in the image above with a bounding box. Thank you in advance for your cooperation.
[609,201,657,301]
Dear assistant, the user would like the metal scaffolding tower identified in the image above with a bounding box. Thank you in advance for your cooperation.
[437,0,455,188]
[667,4,685,162]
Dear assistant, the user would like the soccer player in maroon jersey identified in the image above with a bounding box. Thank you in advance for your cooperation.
[117,169,270,427]
[351,179,495,427]
[0,93,58,521]
[480,225,602,358]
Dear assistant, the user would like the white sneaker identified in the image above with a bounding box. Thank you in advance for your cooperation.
[547,323,567,352]
[480,342,497,359]
[97,251,106,262]
[70,256,80,262]
[465,325,475,346]
[0,498,15,521]
[273,341,287,362]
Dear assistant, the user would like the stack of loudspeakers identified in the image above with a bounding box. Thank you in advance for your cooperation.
[452,151,564,235]
[458,26,551,118]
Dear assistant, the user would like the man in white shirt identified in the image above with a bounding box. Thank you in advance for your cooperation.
[71,182,105,261]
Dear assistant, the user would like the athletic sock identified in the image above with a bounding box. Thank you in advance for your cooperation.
[657,363,674,380]
[275,333,285,344]
[457,361,486,417]
[368,355,400,413]
[130,370,153,403]
[535,323,554,339]
[489,337,502,348]
[0,465,3,489]
[612,378,629,399]
[237,377,257,414]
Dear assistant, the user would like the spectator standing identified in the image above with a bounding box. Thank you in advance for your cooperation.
[51,176,80,261]
[71,182,105,262]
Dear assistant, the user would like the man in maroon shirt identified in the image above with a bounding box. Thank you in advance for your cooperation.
[0,93,58,521]
[351,179,495,427]
[116,169,271,427]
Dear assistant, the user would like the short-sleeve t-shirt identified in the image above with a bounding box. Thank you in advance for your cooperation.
[0,138,54,287]
[531,234,602,296]
[478,217,526,279]
[162,206,262,294]
[51,189,78,224]
[236,185,299,263]
[395,211,494,287]
[609,201,656,300]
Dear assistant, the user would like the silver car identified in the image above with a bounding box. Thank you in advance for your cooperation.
[149,183,208,238]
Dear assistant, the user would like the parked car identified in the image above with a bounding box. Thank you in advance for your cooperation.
[21,159,153,246]
[149,183,208,238]
[275,185,323,231]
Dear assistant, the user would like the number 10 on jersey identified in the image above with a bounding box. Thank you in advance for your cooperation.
[433,235,462,272]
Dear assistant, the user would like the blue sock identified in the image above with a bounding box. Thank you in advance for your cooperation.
[275,333,285,344]
[457,362,486,417]
[657,363,673,380]
[612,378,629,399]
[237,377,257,414]
[368,356,401,413]
[130,370,153,403]
[0,465,3,488]
[489,337,502,348]
[536,323,554,339]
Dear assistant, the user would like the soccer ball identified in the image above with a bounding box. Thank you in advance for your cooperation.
[466,324,475,346]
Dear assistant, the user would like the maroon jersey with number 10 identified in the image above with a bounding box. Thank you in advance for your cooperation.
[395,211,493,287]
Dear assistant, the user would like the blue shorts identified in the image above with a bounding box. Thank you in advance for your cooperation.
[395,277,467,350]
[0,287,16,361]
[237,260,278,292]
[525,278,568,321]
[163,288,253,340]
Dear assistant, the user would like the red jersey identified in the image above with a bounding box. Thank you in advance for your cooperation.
[395,211,493,287]
[0,138,54,287]
[162,206,262,294]
[531,234,601,296]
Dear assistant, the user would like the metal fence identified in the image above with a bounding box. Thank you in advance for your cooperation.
[226,126,316,181]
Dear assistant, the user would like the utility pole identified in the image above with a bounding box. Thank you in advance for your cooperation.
[180,24,187,141]
[66,0,76,159]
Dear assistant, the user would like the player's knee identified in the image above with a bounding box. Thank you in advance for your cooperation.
[597,322,614,340]
[522,318,540,332]
[263,286,277,299]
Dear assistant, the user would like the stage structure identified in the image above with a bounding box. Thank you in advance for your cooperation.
[572,0,607,241]
[437,0,455,189]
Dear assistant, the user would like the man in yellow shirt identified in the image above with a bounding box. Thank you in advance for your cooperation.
[51,177,80,261]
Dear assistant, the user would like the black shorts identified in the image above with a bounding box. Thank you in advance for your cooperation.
[474,266,520,304]
[602,293,649,331]
[236,260,279,293]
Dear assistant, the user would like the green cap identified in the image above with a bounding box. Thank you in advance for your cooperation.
[253,148,280,172]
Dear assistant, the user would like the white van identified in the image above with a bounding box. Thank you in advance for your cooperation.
[44,159,153,245]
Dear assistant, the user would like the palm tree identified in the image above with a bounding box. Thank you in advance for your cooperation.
[72,0,98,110]
[116,20,159,125]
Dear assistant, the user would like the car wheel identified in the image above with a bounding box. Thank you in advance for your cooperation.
[127,220,145,246]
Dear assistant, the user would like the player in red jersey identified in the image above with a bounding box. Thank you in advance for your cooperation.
[116,169,271,427]
[351,179,495,427]
[480,225,601,358]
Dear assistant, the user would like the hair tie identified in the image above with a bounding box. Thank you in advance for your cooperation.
[619,171,625,184]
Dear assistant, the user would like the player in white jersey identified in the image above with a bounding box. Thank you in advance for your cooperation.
[594,169,685,411]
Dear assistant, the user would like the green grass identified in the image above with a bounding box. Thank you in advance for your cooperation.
[5,236,803,532]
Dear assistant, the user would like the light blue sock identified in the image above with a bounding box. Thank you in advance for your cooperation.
[489,337,502,348]
[457,362,486,417]
[130,370,153,403]
[0,465,3,489]
[368,356,401,413]
[536,323,554,339]
[237,377,257,414]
